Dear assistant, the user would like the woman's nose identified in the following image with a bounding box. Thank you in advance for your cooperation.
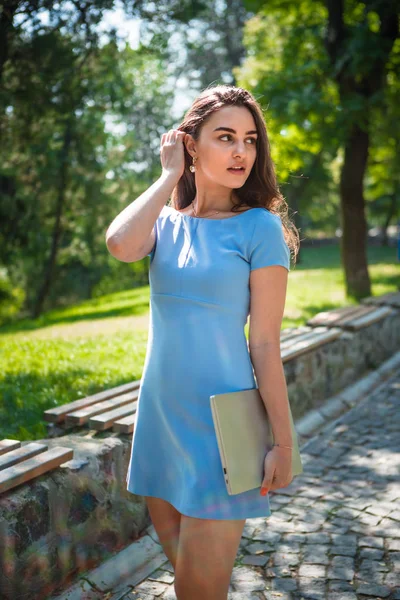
[233,142,247,155]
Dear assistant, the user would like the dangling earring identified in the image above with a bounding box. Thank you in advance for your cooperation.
[189,156,197,173]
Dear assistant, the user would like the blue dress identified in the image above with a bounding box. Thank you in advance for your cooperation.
[126,204,291,520]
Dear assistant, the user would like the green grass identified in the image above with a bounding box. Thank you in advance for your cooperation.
[1,244,398,441]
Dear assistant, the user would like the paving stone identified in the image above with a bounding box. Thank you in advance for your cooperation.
[359,558,389,572]
[242,554,270,566]
[330,544,356,557]
[283,533,307,543]
[376,524,400,538]
[230,565,266,592]
[276,542,301,553]
[242,522,259,538]
[348,521,372,534]
[266,521,298,534]
[302,545,330,564]
[383,570,400,587]
[271,577,297,592]
[333,507,361,520]
[328,580,355,592]
[331,534,357,546]
[160,586,177,600]
[273,552,300,567]
[365,503,395,517]
[270,511,294,524]
[358,535,385,549]
[359,547,384,559]
[326,556,355,581]
[252,529,282,544]
[356,582,392,597]
[246,542,275,555]
[298,564,326,578]
[304,532,331,545]
[297,576,326,599]
[357,512,382,526]
[356,569,386,584]
[387,538,400,551]
[389,551,400,572]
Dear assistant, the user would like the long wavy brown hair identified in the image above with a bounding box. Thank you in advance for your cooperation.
[170,84,299,266]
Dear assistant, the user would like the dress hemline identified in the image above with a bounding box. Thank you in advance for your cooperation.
[126,485,272,521]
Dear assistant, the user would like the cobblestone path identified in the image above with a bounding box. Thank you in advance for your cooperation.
[126,371,400,600]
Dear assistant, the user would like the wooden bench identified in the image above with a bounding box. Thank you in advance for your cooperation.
[361,290,400,309]
[0,439,73,494]
[306,303,396,331]
[41,328,344,437]
[280,325,343,361]
[43,379,141,436]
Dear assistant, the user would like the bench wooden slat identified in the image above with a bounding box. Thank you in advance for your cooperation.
[43,380,141,423]
[280,326,312,343]
[306,305,361,326]
[0,447,74,494]
[343,306,396,331]
[89,402,138,431]
[0,439,21,456]
[307,305,378,327]
[280,326,330,350]
[282,328,342,362]
[112,414,137,434]
[0,442,48,471]
[362,291,400,308]
[65,390,139,426]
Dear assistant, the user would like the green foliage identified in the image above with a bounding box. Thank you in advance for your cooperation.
[1,0,398,320]
[0,269,26,325]
[0,12,176,320]
[239,0,399,239]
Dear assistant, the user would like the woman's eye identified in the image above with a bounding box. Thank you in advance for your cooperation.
[219,135,256,144]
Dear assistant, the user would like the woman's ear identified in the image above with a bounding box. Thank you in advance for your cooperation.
[184,133,195,157]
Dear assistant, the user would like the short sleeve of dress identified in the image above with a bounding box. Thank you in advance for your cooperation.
[248,211,291,272]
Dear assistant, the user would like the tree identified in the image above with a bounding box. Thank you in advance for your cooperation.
[241,0,399,298]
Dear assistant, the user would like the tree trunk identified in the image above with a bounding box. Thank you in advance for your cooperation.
[339,124,371,299]
[0,0,19,84]
[324,0,399,299]
[32,120,73,318]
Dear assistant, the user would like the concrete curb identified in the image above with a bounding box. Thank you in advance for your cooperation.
[297,350,400,450]
[50,350,400,599]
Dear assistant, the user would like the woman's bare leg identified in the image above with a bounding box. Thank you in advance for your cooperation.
[145,496,182,570]
[174,514,246,600]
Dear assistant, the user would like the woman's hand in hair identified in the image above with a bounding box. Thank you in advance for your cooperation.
[160,129,187,180]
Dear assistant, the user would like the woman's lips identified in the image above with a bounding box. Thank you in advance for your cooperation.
[227,168,246,175]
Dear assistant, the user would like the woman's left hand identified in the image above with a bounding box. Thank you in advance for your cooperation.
[260,445,293,495]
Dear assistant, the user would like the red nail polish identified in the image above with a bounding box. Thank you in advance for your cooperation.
[260,488,268,496]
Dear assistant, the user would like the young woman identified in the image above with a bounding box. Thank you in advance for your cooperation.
[106,84,299,600]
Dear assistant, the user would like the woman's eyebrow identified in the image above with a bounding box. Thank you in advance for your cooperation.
[213,126,258,135]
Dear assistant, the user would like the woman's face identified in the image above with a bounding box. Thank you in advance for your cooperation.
[192,105,258,188]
